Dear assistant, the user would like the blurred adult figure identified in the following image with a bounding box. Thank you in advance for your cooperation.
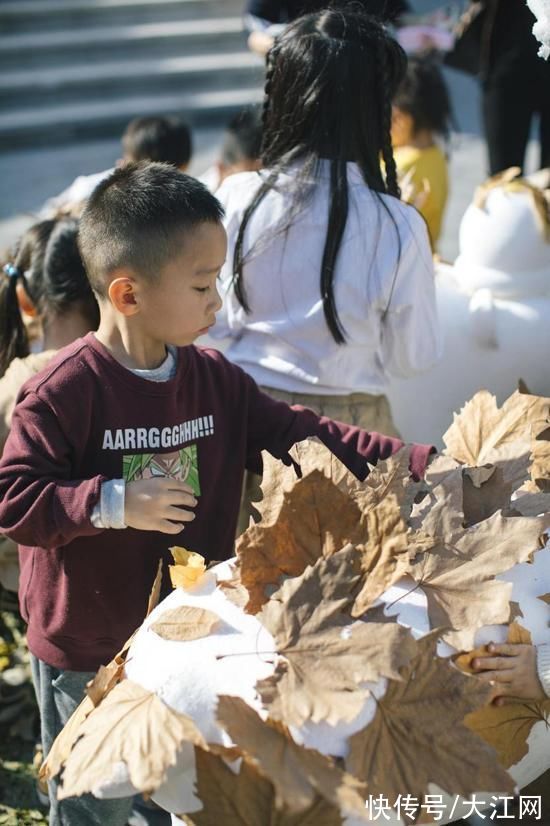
[450,0,550,174]
[244,0,410,55]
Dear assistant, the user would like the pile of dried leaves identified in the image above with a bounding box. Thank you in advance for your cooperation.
[41,389,550,825]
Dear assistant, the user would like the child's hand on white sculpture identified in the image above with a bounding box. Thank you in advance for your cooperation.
[472,642,546,704]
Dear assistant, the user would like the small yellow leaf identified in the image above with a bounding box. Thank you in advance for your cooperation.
[151,606,220,641]
[169,546,206,590]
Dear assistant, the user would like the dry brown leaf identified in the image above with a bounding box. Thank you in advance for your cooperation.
[453,643,492,675]
[85,628,138,708]
[409,463,466,559]
[256,546,417,727]
[58,679,206,799]
[151,606,220,641]
[443,390,550,490]
[463,466,513,527]
[508,491,550,517]
[465,623,550,768]
[218,577,250,610]
[529,420,550,491]
[358,444,425,519]
[184,747,343,826]
[406,510,550,649]
[346,633,514,816]
[258,439,420,519]
[538,593,550,605]
[40,694,95,781]
[236,440,423,614]
[86,660,125,707]
[352,495,414,616]
[147,558,163,616]
[236,469,368,614]
[216,695,367,817]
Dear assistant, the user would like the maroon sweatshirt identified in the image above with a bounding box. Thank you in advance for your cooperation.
[0,334,433,671]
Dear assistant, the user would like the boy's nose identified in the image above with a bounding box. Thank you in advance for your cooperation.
[211,288,223,313]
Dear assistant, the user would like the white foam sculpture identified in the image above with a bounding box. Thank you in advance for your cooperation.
[87,545,550,826]
[527,0,550,58]
[387,186,550,447]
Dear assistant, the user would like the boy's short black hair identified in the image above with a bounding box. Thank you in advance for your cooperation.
[78,162,224,296]
[393,56,453,139]
[221,106,263,166]
[122,116,192,167]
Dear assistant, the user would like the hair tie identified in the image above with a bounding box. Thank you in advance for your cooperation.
[3,263,21,280]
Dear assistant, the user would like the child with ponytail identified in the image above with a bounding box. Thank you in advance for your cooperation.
[0,218,98,592]
[211,8,441,440]
[0,218,99,445]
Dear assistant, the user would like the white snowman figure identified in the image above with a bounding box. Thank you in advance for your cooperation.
[42,433,550,826]
[387,171,550,446]
[527,0,550,58]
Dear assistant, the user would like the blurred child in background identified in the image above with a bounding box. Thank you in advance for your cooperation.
[42,115,192,217]
[391,55,452,249]
[199,106,263,193]
[0,217,98,593]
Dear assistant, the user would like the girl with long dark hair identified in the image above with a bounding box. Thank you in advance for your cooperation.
[211,8,441,439]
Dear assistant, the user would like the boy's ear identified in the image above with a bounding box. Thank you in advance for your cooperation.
[108,274,140,316]
[16,282,37,318]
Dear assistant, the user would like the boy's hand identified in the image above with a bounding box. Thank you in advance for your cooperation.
[125,478,197,534]
[472,643,546,705]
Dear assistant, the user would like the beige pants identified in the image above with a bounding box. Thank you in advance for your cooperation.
[237,388,400,535]
[260,387,400,436]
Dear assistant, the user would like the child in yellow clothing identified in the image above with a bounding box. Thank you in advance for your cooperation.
[391,56,452,249]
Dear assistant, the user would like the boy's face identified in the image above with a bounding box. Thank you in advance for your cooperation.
[136,221,226,347]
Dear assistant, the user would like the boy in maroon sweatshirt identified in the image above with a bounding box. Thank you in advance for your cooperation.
[0,163,433,825]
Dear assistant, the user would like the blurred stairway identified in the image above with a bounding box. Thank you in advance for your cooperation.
[0,0,264,149]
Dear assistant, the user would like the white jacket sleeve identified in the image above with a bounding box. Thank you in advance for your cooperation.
[536,643,550,697]
[380,208,442,379]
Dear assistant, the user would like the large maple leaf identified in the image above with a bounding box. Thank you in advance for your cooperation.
[258,439,422,521]
[352,494,416,616]
[256,546,417,727]
[182,748,343,826]
[529,419,550,491]
[234,440,423,614]
[346,634,514,822]
[216,696,367,818]
[409,460,466,555]
[463,623,550,768]
[235,469,368,614]
[443,390,550,491]
[57,680,207,799]
[404,511,550,649]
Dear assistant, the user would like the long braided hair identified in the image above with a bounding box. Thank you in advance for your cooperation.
[232,8,407,343]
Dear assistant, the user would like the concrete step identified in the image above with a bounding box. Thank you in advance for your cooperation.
[0,52,264,109]
[0,86,264,150]
[0,0,244,33]
[0,18,247,69]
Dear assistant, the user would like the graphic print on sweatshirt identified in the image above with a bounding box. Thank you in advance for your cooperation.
[122,445,201,496]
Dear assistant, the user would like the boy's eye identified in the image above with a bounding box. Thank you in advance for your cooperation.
[194,287,209,294]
